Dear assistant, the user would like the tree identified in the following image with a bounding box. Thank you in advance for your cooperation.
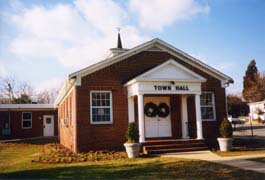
[0,77,16,103]
[0,77,33,104]
[13,94,32,104]
[37,88,59,104]
[257,71,265,101]
[242,60,260,102]
[227,94,249,117]
[0,76,59,104]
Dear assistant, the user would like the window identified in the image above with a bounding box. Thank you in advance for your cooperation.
[46,117,52,124]
[22,112,32,128]
[64,99,69,125]
[90,91,112,124]
[200,92,216,121]
[61,100,69,126]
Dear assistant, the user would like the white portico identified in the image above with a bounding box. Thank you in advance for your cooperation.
[125,59,206,143]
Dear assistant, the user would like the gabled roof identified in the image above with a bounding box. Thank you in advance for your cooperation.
[69,38,233,85]
[56,38,234,105]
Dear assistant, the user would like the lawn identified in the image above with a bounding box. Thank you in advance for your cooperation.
[0,143,264,179]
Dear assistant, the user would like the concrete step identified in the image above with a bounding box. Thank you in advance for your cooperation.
[144,142,206,151]
[142,138,208,155]
[143,139,204,146]
[146,146,209,155]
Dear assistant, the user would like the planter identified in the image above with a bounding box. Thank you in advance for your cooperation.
[217,138,233,152]
[124,143,140,158]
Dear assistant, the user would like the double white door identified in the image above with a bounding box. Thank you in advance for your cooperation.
[144,97,172,138]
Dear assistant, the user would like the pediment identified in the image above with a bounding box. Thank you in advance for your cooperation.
[145,45,164,51]
[137,59,206,81]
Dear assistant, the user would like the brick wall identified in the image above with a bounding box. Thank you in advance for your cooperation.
[0,110,58,140]
[71,51,227,151]
[58,90,75,151]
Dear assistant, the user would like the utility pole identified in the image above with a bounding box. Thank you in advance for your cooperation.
[249,114,254,137]
[7,83,14,104]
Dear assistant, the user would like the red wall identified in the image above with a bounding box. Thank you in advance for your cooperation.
[58,90,75,151]
[0,110,58,140]
[59,51,227,152]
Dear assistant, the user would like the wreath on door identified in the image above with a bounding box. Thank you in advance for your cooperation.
[144,102,157,117]
[157,103,170,117]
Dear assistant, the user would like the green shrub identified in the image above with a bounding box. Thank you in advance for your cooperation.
[125,122,139,143]
[219,118,233,138]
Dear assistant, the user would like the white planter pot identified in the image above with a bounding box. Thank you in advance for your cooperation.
[217,138,233,152]
[124,143,140,158]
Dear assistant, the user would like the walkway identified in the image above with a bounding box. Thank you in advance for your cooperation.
[161,150,265,174]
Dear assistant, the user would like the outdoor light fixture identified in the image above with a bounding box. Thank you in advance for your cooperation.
[170,81,175,85]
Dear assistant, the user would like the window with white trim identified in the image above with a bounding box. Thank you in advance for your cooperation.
[90,91,112,124]
[200,92,216,121]
[22,112,32,128]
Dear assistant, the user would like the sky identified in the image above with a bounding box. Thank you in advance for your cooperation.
[0,0,264,94]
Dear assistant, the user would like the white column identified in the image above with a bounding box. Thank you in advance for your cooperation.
[128,96,135,123]
[137,94,145,143]
[181,95,189,138]
[195,94,203,139]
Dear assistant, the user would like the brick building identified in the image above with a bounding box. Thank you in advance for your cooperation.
[55,37,233,153]
[0,104,58,140]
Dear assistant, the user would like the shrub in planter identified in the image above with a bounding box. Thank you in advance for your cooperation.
[124,122,140,158]
[220,118,233,138]
[126,122,139,143]
[218,118,233,151]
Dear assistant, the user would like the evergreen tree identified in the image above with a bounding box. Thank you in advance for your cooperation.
[242,60,260,102]
[257,72,265,101]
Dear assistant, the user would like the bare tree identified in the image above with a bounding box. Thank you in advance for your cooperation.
[0,76,60,104]
[16,82,34,98]
[0,76,16,103]
[0,77,34,104]
[37,88,59,104]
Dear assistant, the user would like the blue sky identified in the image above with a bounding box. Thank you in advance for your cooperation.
[0,0,264,94]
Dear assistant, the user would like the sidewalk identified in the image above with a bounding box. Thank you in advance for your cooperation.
[161,150,265,174]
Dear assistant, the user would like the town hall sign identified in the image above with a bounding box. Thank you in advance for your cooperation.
[154,85,189,91]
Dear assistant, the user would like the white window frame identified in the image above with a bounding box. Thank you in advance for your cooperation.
[63,100,69,126]
[90,91,113,124]
[22,112,32,129]
[200,91,216,121]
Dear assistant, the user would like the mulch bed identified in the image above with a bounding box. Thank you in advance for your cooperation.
[32,143,127,164]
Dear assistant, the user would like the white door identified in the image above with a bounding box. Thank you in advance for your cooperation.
[144,97,172,138]
[43,115,54,136]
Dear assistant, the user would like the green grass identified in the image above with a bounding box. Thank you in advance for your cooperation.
[0,143,264,179]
